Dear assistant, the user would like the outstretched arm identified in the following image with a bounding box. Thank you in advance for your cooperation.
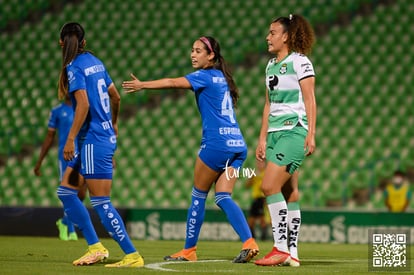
[122,73,192,93]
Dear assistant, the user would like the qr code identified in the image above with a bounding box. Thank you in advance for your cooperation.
[369,229,411,272]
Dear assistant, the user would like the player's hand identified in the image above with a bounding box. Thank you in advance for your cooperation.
[34,165,41,176]
[304,133,315,156]
[256,140,266,161]
[122,73,142,93]
[63,138,76,161]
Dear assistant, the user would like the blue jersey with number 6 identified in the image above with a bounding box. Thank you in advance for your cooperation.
[185,68,246,152]
[66,52,116,144]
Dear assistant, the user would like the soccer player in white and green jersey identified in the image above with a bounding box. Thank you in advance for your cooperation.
[255,14,317,267]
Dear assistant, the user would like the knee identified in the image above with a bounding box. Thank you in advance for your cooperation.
[287,188,299,202]
[261,182,275,196]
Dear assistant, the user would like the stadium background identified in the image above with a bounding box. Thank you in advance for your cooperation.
[0,0,413,229]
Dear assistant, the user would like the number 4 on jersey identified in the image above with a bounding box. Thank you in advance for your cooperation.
[221,91,235,123]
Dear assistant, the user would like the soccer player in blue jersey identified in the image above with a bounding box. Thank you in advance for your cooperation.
[34,95,85,241]
[123,36,259,263]
[55,22,144,268]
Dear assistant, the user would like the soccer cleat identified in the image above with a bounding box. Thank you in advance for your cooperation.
[105,252,144,268]
[254,247,290,266]
[233,238,259,263]
[288,257,300,267]
[280,256,300,267]
[72,242,109,266]
[164,247,197,261]
[233,248,260,263]
[68,232,78,241]
[56,219,69,241]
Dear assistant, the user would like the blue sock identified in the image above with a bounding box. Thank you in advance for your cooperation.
[91,196,136,254]
[62,213,76,233]
[215,192,252,242]
[57,186,99,245]
[67,222,75,234]
[184,187,208,249]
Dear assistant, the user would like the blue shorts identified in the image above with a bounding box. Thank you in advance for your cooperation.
[58,157,68,181]
[198,145,247,172]
[68,142,115,179]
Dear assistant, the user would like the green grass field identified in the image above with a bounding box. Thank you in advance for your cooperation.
[0,236,411,274]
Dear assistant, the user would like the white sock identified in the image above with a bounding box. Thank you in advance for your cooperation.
[266,193,289,253]
[287,205,301,260]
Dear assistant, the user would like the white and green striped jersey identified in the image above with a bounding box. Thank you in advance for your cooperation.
[265,52,315,132]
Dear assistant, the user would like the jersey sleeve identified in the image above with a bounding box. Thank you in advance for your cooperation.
[184,70,209,92]
[67,65,86,93]
[294,54,315,81]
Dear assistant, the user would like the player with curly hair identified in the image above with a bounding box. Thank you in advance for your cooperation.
[255,14,317,267]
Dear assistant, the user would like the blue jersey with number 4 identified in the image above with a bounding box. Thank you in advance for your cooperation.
[66,52,116,144]
[185,68,246,152]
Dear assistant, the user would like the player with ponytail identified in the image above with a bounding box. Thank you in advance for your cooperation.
[56,22,144,268]
[123,36,259,263]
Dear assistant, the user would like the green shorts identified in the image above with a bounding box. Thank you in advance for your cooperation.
[266,126,307,174]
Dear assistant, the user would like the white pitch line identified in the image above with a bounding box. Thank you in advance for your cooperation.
[145,260,227,272]
[145,258,367,272]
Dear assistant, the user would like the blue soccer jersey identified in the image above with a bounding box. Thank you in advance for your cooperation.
[185,68,246,152]
[66,52,116,179]
[66,52,116,144]
[48,102,74,179]
[48,103,74,160]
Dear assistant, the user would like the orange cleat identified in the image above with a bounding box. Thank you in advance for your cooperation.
[233,238,259,263]
[254,247,290,266]
[164,247,197,262]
